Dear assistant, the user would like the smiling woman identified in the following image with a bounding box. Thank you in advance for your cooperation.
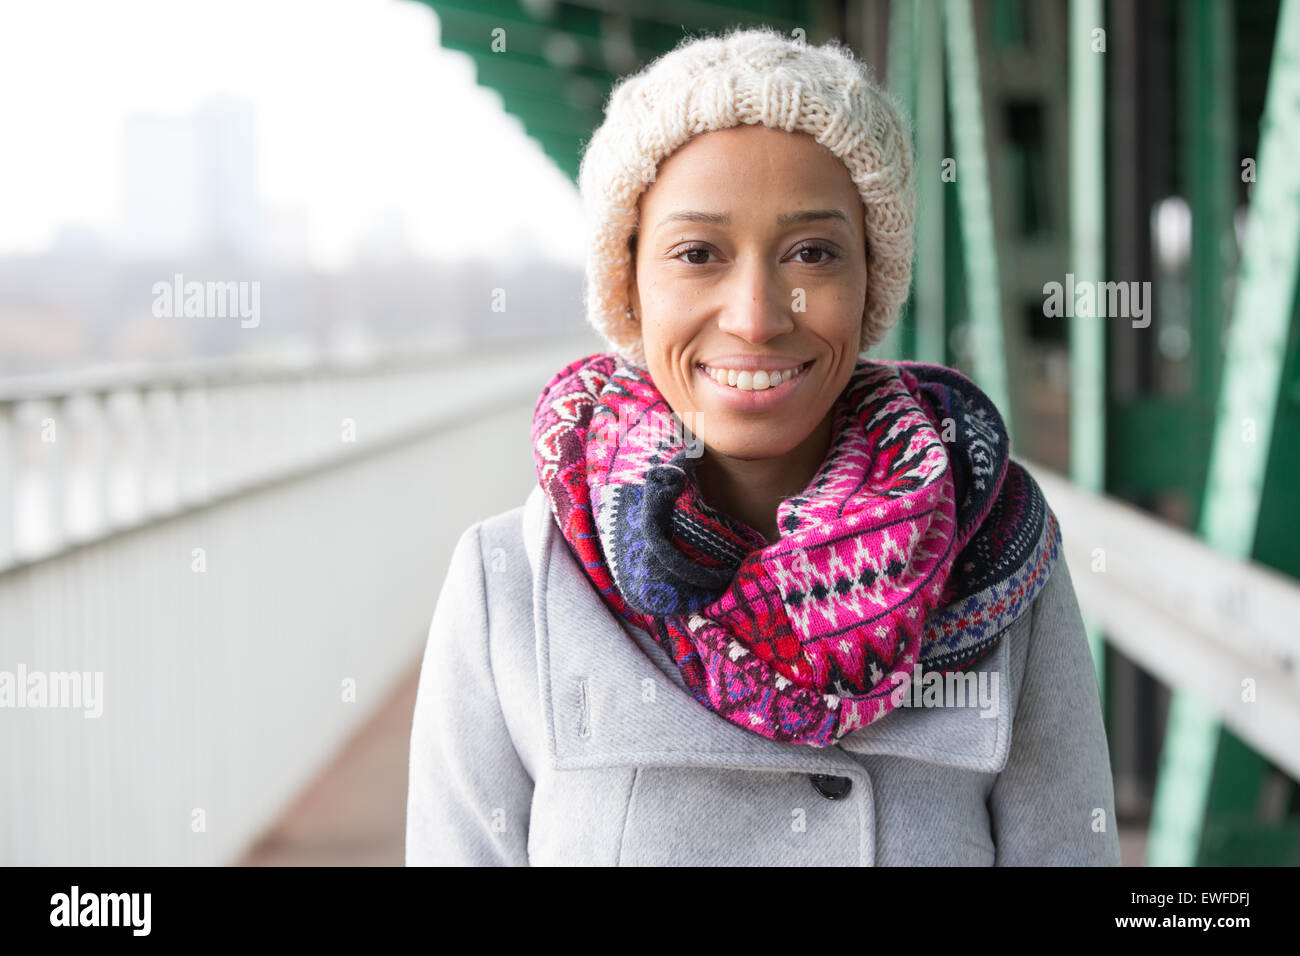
[632,125,871,540]
[406,24,1121,867]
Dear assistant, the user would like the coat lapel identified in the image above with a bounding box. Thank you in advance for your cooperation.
[523,486,1014,775]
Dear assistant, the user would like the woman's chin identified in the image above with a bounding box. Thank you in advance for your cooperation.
[693,429,807,463]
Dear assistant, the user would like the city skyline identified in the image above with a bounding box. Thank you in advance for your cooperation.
[0,0,588,270]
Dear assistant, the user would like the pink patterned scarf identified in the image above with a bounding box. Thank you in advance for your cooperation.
[532,353,1060,747]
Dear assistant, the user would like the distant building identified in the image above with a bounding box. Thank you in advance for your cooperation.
[118,97,260,262]
[196,97,259,260]
[119,113,205,260]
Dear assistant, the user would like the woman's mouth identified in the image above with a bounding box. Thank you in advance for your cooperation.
[694,360,813,410]
[697,361,812,391]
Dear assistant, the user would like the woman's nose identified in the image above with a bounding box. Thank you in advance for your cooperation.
[715,261,796,345]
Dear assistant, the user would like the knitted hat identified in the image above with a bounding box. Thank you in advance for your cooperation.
[577,24,916,368]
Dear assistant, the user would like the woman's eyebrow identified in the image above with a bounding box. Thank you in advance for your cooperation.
[655,208,850,231]
[776,209,850,226]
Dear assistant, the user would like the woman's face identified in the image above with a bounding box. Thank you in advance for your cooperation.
[628,124,869,462]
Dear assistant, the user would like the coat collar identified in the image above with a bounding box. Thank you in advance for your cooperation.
[523,485,1015,775]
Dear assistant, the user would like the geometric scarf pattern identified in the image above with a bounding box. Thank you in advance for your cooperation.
[532,353,1061,747]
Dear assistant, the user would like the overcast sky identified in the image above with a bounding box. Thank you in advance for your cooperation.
[0,0,588,268]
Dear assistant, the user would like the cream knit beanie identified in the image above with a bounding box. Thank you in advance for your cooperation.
[577,24,916,368]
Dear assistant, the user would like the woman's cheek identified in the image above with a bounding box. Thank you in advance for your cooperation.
[645,306,703,355]
[806,287,866,350]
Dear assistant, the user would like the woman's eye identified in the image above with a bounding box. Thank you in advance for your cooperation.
[794,244,836,264]
[676,246,713,264]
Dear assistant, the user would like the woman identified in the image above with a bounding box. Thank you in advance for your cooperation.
[406,26,1120,866]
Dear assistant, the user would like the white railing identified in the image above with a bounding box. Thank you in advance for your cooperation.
[1024,460,1300,782]
[0,337,596,865]
[0,339,594,572]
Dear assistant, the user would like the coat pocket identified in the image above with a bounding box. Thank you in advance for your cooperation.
[527,765,638,865]
[615,766,867,866]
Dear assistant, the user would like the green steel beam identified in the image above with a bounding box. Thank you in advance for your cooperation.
[519,116,593,149]
[1198,732,1275,866]
[991,0,1028,50]
[1068,0,1106,687]
[436,5,607,61]
[493,84,602,138]
[1254,298,1300,582]
[428,1,670,70]
[877,0,916,362]
[554,0,807,34]
[1147,0,1300,868]
[463,53,615,155]
[452,44,617,89]
[421,0,839,187]
[943,165,967,368]
[914,0,946,367]
[1108,399,1214,494]
[886,0,916,112]
[942,0,1013,442]
[1187,0,1296,560]
[1201,816,1300,866]
[1184,0,1236,442]
[529,133,583,178]
[1068,0,1105,496]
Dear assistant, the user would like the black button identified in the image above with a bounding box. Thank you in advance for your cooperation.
[809,773,852,800]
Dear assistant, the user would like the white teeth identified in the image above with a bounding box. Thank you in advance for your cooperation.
[701,363,806,390]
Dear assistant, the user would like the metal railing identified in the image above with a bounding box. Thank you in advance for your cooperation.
[0,339,591,573]
[1025,460,1300,784]
[0,337,593,865]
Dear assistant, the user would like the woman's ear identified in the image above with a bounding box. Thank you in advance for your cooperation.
[625,267,639,323]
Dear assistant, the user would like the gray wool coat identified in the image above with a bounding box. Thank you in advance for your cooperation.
[406,484,1123,866]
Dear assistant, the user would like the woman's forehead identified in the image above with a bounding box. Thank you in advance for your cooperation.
[637,132,863,236]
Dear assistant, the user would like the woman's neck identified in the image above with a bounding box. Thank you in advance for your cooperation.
[695,411,835,543]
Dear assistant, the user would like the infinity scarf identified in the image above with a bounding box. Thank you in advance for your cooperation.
[532,353,1061,747]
